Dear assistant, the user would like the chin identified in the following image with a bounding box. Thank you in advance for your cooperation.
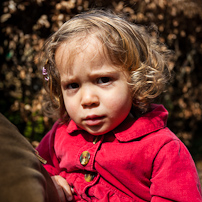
[87,127,112,136]
[87,130,105,136]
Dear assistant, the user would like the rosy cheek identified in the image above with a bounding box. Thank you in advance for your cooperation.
[64,100,76,115]
[65,103,76,114]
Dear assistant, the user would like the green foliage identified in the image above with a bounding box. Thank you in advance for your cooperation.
[24,116,44,141]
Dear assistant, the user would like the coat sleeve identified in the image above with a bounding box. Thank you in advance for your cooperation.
[150,139,202,202]
[36,121,61,176]
[0,113,60,202]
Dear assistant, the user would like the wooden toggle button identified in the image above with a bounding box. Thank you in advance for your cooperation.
[80,151,90,166]
[85,173,96,182]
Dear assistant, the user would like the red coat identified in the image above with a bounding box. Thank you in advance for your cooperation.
[37,104,202,201]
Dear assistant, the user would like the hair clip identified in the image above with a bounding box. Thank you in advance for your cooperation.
[42,66,49,81]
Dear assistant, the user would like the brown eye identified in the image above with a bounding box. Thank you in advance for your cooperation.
[67,83,79,89]
[97,77,111,84]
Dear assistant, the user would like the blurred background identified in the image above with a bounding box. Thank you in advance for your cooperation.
[0,0,202,180]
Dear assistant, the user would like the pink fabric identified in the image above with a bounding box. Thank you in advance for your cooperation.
[37,104,202,201]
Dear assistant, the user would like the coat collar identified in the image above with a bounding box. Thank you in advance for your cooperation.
[65,104,168,142]
[113,104,168,142]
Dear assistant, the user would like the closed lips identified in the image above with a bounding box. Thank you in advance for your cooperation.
[83,115,105,125]
[84,115,105,120]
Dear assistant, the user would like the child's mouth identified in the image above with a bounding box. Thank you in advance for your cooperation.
[84,115,105,126]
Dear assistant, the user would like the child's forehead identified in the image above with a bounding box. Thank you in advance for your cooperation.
[55,35,109,70]
[54,35,128,79]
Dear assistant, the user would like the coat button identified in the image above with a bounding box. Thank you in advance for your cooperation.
[93,136,100,144]
[80,151,90,166]
[85,173,96,182]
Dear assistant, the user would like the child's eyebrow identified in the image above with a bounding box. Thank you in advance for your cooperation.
[89,70,120,76]
[60,69,121,85]
[60,76,76,85]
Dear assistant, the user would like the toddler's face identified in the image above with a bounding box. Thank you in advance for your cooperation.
[55,36,133,135]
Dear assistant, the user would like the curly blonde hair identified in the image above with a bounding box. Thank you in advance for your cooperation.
[41,9,171,122]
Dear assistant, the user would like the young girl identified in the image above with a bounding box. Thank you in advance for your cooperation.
[37,10,202,202]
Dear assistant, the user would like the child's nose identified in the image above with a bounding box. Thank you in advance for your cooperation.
[81,86,99,108]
